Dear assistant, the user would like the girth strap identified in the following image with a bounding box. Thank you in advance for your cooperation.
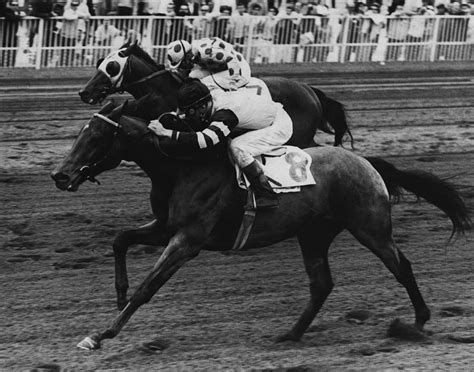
[231,191,256,251]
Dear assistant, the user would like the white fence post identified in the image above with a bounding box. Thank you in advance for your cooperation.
[245,17,255,63]
[430,16,440,62]
[339,16,351,63]
[35,18,44,69]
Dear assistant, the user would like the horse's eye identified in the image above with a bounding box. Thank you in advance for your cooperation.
[106,61,120,77]
[96,57,104,69]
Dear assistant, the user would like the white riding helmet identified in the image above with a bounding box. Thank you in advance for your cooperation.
[166,40,192,69]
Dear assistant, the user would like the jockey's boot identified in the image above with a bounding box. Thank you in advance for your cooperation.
[242,161,278,210]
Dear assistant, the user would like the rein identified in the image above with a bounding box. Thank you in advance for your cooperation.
[120,69,169,91]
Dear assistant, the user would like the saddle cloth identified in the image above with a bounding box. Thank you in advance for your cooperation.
[235,146,316,193]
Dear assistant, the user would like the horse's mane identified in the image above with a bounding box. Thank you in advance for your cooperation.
[121,41,165,72]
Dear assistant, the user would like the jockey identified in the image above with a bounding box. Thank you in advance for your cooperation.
[165,37,251,91]
[149,79,293,209]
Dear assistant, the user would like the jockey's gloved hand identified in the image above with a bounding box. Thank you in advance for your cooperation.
[158,112,181,129]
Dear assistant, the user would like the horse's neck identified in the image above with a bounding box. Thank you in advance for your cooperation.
[127,66,180,110]
[126,74,155,98]
[125,135,173,186]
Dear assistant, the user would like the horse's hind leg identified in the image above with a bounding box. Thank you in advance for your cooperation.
[349,206,431,330]
[277,219,343,342]
[113,219,169,310]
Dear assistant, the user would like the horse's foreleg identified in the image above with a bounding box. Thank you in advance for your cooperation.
[113,219,169,310]
[276,220,342,342]
[78,232,200,350]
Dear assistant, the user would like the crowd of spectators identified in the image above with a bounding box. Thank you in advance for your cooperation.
[1,0,473,67]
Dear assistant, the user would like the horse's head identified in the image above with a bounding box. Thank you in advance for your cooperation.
[79,41,164,104]
[51,100,149,191]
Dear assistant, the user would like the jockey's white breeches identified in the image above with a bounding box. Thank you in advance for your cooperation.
[229,106,293,168]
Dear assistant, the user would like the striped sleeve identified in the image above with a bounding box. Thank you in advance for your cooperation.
[171,109,239,150]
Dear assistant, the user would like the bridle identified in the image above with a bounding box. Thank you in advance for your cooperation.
[77,113,172,184]
[77,113,123,185]
[104,55,184,96]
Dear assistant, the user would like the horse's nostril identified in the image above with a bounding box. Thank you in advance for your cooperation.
[51,171,70,184]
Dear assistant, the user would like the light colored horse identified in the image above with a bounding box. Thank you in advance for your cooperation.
[51,104,471,350]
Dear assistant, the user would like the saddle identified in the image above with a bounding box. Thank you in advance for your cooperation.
[235,146,316,194]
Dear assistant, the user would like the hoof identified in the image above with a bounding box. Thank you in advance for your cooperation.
[77,336,101,350]
[275,332,300,343]
[117,301,128,311]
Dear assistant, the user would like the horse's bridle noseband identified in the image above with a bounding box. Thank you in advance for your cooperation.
[77,113,123,185]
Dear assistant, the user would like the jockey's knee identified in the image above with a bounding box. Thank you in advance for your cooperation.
[229,143,253,168]
[275,108,293,141]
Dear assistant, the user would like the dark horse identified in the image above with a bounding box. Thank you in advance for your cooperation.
[51,103,470,350]
[78,42,353,147]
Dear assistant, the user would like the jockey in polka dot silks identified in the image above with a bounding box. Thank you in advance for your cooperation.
[149,79,294,210]
[165,37,251,91]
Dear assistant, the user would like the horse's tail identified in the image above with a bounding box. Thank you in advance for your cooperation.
[311,86,354,147]
[366,156,472,240]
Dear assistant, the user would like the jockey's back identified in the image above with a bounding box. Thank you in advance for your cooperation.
[211,89,282,130]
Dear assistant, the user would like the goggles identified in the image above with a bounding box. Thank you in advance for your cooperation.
[179,94,211,116]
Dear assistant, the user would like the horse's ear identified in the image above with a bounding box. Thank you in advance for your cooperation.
[99,99,116,114]
[120,39,138,56]
[118,41,133,57]
[122,100,129,115]
[120,40,130,49]
[118,49,129,58]
[96,57,104,69]
[110,100,128,120]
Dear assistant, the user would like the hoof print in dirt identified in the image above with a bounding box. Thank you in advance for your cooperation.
[350,345,376,356]
[54,248,73,253]
[439,306,466,317]
[30,363,62,372]
[7,254,48,263]
[53,257,98,270]
[345,309,373,324]
[140,338,170,353]
[447,333,474,344]
[376,346,399,353]
[306,324,328,333]
[351,342,400,357]
[129,245,158,256]
[387,318,427,341]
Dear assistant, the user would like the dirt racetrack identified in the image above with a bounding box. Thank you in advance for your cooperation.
[1,64,473,370]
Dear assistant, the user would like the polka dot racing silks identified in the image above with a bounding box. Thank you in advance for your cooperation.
[191,37,250,90]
